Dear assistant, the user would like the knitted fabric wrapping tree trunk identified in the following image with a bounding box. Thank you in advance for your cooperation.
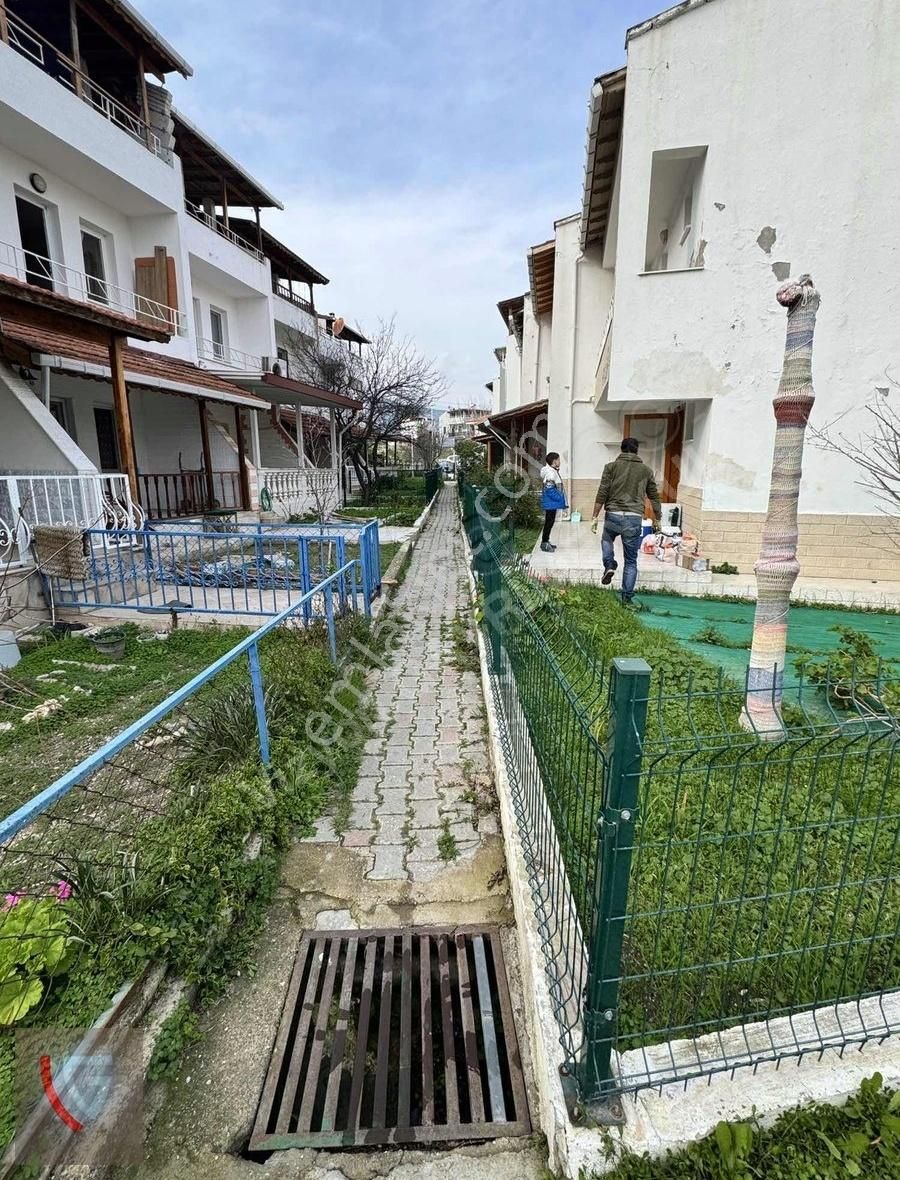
[739,274,820,737]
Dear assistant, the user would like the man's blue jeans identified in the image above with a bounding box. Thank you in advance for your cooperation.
[601,512,643,601]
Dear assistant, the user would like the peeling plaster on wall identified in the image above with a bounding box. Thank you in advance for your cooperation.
[757,226,777,254]
[704,451,758,492]
[627,349,732,399]
[694,239,707,267]
[772,261,791,280]
[714,202,726,211]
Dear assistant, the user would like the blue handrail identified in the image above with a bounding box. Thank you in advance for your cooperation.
[0,561,358,845]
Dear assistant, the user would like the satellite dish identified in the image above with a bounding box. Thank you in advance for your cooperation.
[332,317,346,338]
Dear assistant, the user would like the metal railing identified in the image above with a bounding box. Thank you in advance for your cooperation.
[5,11,169,162]
[195,336,262,371]
[0,563,363,1084]
[137,470,244,519]
[0,473,141,567]
[184,202,266,263]
[0,240,186,336]
[460,476,900,1110]
[45,516,381,615]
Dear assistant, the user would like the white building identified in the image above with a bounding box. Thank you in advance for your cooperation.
[439,406,489,443]
[492,0,900,583]
[0,0,368,571]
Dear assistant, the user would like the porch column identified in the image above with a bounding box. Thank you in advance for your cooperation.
[249,407,261,469]
[69,1,83,96]
[254,206,263,252]
[109,336,138,501]
[330,410,338,482]
[296,407,306,468]
[221,180,230,231]
[197,399,216,509]
[234,405,251,510]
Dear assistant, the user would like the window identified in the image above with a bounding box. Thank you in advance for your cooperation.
[16,195,54,290]
[49,398,76,440]
[276,346,290,378]
[644,147,707,272]
[209,307,227,360]
[93,407,120,472]
[80,228,108,304]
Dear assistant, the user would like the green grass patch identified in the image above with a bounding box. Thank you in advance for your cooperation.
[605,1073,900,1178]
[0,624,250,815]
[519,580,899,1048]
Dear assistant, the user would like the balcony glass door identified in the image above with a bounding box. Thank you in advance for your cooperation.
[15,196,53,291]
[81,230,108,304]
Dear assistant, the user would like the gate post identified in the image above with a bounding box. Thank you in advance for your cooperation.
[579,656,650,1120]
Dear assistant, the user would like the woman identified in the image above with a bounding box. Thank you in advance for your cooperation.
[539,452,566,552]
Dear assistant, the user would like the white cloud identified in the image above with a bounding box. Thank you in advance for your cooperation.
[266,181,562,406]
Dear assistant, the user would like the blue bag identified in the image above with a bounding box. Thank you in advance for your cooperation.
[541,484,568,511]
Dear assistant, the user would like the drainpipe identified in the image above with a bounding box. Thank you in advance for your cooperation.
[337,419,352,506]
[40,363,51,409]
[249,407,261,469]
[566,256,580,510]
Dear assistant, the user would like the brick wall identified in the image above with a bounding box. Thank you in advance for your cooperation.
[698,511,900,582]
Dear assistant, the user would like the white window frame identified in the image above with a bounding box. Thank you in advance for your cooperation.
[14,187,64,289]
[79,220,116,305]
[209,306,228,360]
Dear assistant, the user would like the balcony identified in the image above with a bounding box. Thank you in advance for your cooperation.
[3,12,170,163]
[185,202,266,264]
[0,240,187,337]
[272,279,314,315]
[196,336,263,372]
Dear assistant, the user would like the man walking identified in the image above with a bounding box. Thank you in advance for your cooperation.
[592,437,661,605]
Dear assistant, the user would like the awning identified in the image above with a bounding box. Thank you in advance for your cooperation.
[228,219,328,286]
[173,110,283,210]
[106,0,193,78]
[528,240,556,317]
[0,274,169,343]
[488,398,548,428]
[0,319,269,410]
[319,314,370,346]
[232,371,362,412]
[581,67,626,252]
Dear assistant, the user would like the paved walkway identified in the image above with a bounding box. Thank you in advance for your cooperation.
[342,486,489,880]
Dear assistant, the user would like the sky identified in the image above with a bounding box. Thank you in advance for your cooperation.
[143,0,656,409]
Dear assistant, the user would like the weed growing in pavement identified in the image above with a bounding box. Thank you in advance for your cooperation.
[437,819,458,862]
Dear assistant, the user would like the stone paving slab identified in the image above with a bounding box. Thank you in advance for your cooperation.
[335,487,486,882]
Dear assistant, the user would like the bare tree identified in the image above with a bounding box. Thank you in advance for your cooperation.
[413,422,442,470]
[282,316,446,500]
[809,381,900,549]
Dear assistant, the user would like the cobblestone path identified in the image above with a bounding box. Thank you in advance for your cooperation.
[340,485,491,881]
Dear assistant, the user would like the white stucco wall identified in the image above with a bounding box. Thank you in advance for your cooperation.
[519,295,541,405]
[0,366,93,473]
[547,217,615,488]
[190,277,274,368]
[502,327,522,412]
[609,0,900,517]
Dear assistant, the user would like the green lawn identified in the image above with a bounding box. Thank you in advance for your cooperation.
[0,624,250,816]
[518,579,898,1050]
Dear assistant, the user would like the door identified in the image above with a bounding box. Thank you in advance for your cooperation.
[15,196,53,290]
[623,409,684,503]
[93,407,120,472]
[81,229,108,304]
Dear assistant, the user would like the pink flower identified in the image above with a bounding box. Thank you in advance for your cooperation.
[3,893,23,910]
[55,881,72,902]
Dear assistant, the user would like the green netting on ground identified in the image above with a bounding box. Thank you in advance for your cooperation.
[638,593,900,682]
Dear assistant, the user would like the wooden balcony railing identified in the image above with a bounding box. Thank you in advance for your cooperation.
[139,470,244,519]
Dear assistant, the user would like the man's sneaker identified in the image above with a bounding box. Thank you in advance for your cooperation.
[601,568,615,586]
[540,542,554,552]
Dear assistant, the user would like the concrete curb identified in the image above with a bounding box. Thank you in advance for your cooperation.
[459,498,900,1177]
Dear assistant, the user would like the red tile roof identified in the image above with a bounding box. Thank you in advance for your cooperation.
[0,318,267,404]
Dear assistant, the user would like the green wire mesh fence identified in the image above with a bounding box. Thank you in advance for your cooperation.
[459,475,900,1109]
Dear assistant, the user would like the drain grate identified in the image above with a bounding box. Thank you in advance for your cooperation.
[249,925,531,1150]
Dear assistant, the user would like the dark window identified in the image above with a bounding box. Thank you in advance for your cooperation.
[276,346,289,378]
[93,407,120,471]
[49,398,76,439]
[16,196,53,290]
[81,230,108,303]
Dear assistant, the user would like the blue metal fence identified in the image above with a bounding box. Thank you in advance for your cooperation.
[45,519,382,616]
[0,561,358,847]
